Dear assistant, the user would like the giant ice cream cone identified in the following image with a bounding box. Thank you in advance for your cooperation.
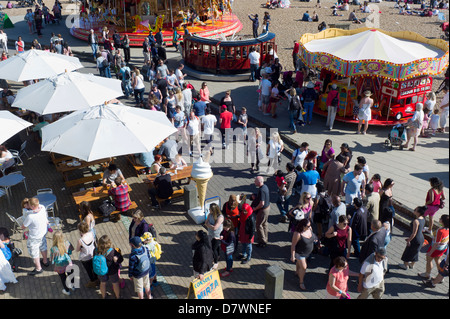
[191,156,213,210]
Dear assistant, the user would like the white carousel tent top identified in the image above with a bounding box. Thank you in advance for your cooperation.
[303,29,446,64]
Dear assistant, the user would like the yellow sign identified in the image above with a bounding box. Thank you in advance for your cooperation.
[187,270,224,299]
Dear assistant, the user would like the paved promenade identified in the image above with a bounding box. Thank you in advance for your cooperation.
[0,15,448,301]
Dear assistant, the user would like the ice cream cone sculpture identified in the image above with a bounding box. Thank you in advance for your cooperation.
[192,176,212,210]
[191,156,213,210]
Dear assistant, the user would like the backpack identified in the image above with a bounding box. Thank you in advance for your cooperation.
[98,199,115,217]
[123,68,131,81]
[101,57,109,68]
[317,193,332,217]
[245,213,256,237]
[289,96,301,111]
[134,247,150,273]
[93,247,113,276]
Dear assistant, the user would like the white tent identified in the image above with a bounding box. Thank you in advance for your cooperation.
[13,72,124,115]
[0,49,83,82]
[303,29,446,64]
[41,103,177,162]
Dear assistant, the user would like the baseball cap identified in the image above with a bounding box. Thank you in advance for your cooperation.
[129,236,142,247]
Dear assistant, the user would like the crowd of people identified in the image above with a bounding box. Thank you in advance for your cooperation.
[0,0,449,300]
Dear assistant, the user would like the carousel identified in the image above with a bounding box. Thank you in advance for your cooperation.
[70,0,242,46]
[298,28,449,125]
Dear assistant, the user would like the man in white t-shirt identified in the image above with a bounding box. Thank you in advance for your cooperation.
[166,69,179,90]
[22,197,49,276]
[248,47,260,82]
[260,74,272,114]
[187,111,201,156]
[357,247,388,299]
[175,63,187,87]
[201,107,217,154]
[291,142,309,169]
[182,83,193,116]
[438,86,449,132]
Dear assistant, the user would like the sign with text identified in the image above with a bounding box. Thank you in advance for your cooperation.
[187,270,224,299]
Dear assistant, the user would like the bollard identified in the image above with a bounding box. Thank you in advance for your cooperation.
[183,184,198,210]
[264,265,284,299]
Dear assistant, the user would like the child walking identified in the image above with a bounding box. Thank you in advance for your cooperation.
[140,232,162,292]
[429,109,440,136]
[369,174,382,193]
[94,235,124,299]
[50,231,75,296]
[220,219,236,278]
[129,236,152,299]
[76,221,98,288]
[275,169,288,203]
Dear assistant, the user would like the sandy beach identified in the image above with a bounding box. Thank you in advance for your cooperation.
[1,0,448,83]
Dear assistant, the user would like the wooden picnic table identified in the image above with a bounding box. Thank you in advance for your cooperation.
[54,157,112,182]
[72,183,132,205]
[145,165,193,185]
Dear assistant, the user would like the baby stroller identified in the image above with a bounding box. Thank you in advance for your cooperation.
[385,124,407,150]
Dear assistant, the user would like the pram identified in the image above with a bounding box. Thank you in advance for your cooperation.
[385,124,407,150]
[0,227,22,272]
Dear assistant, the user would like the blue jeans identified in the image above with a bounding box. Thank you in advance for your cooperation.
[241,243,252,261]
[225,253,233,271]
[288,110,297,131]
[122,80,132,98]
[250,64,258,81]
[90,43,98,60]
[303,101,315,123]
[99,66,106,77]
[134,88,145,105]
[104,66,112,79]
[351,230,364,257]
[276,194,292,217]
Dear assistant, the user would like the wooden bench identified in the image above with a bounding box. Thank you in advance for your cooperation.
[156,189,184,208]
[65,173,103,188]
[127,155,147,176]
[79,201,138,222]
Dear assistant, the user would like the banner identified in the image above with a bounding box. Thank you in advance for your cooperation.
[187,270,224,299]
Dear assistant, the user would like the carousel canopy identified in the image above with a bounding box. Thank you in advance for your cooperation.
[304,29,446,64]
[299,28,449,80]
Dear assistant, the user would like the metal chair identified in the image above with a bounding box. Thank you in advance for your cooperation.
[5,212,22,237]
[10,141,29,166]
[36,188,58,217]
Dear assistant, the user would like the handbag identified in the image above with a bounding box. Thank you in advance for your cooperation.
[439,198,445,209]
[98,199,116,217]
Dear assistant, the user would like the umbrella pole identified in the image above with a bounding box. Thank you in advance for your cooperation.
[124,0,127,32]
[170,0,173,29]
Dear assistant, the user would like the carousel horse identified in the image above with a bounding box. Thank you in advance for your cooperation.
[149,15,165,33]
[179,10,189,28]
[132,15,150,32]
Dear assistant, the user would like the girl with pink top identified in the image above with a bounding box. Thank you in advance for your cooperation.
[326,256,359,299]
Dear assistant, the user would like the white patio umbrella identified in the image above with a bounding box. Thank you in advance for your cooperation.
[41,103,177,162]
[0,49,84,82]
[12,71,124,115]
[0,110,33,144]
